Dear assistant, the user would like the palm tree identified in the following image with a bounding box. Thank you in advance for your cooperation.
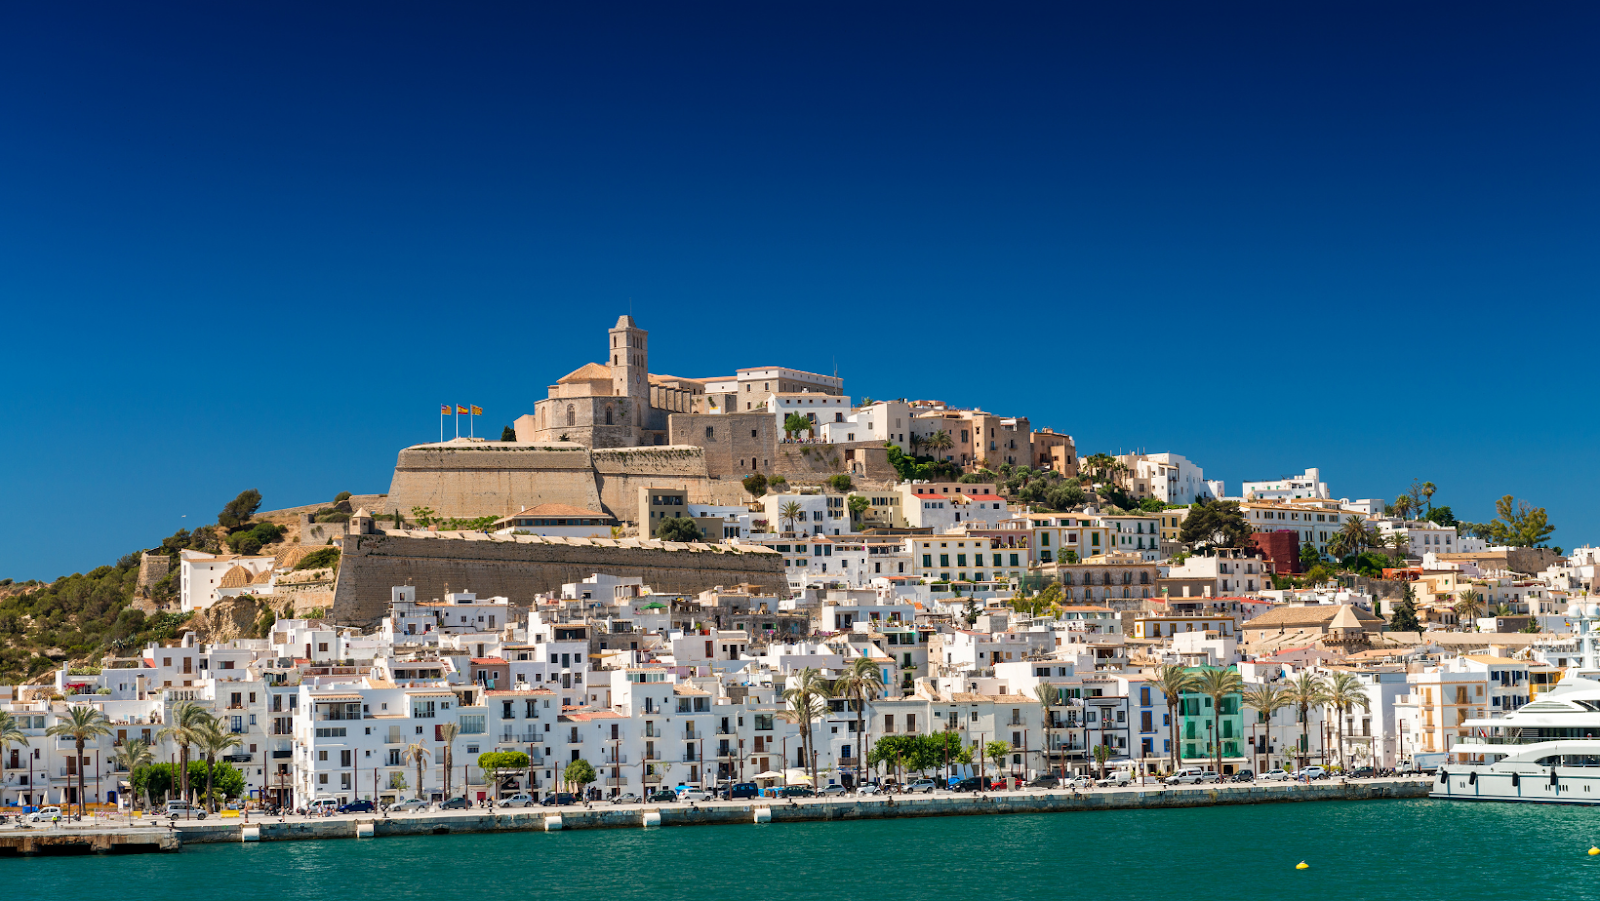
[1325,672,1370,771]
[1385,532,1410,566]
[1337,517,1372,561]
[1035,683,1060,779]
[439,722,460,800]
[1455,590,1483,631]
[1391,495,1413,521]
[46,706,113,817]
[779,501,805,535]
[1421,481,1437,516]
[1153,665,1198,774]
[0,711,26,806]
[1493,603,1514,617]
[402,742,431,803]
[1241,684,1290,774]
[1286,673,1329,770]
[927,430,954,458]
[836,656,885,787]
[781,667,828,790]
[157,700,211,812]
[110,737,155,810]
[1195,668,1245,776]
[194,718,242,813]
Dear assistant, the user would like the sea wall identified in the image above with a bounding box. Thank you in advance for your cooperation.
[173,779,1431,844]
[329,532,786,624]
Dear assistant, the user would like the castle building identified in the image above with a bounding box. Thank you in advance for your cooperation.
[515,315,841,448]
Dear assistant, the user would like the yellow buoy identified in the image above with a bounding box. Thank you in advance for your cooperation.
[1296,861,1310,870]
[1588,847,1599,856]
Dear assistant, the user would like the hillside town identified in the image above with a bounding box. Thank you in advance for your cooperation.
[0,316,1577,816]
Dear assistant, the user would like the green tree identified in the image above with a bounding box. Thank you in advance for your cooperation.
[783,413,813,440]
[847,494,870,523]
[1035,684,1060,778]
[1487,495,1555,547]
[110,737,155,809]
[779,501,805,534]
[826,474,853,492]
[501,425,516,441]
[1177,499,1252,548]
[295,547,341,571]
[836,656,885,782]
[439,722,460,799]
[655,517,703,542]
[1196,667,1245,776]
[47,705,113,816]
[564,758,597,792]
[479,751,531,800]
[781,667,828,790]
[1241,685,1290,774]
[1091,742,1113,781]
[1455,590,1484,631]
[1298,543,1323,571]
[1391,495,1414,521]
[1389,588,1421,632]
[194,718,241,812]
[926,430,954,457]
[217,489,263,530]
[1329,516,1374,564]
[1154,665,1198,773]
[1286,673,1329,769]
[985,739,1011,784]
[157,700,211,811]
[1326,672,1369,771]
[0,711,28,806]
[402,741,431,802]
[1384,532,1410,565]
[1425,505,1457,527]
[742,473,768,497]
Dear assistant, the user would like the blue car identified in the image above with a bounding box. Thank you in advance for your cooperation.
[337,799,376,814]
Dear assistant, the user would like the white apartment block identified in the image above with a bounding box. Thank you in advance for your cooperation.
[1242,468,1330,501]
[1114,452,1212,505]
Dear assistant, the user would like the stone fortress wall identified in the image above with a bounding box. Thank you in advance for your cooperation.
[329,531,786,625]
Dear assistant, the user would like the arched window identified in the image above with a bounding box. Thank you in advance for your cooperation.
[1062,574,1073,586]
[1140,572,1150,585]
[1122,572,1131,585]
[1123,587,1131,599]
[566,405,575,427]
[605,405,614,425]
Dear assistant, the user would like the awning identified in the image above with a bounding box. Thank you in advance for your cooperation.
[752,770,784,779]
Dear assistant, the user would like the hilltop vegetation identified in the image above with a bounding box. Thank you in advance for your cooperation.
[0,488,346,683]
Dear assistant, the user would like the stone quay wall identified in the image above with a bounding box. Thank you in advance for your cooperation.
[329,532,786,625]
[172,779,1431,845]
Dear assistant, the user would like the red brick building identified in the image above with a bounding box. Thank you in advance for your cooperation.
[1251,530,1301,575]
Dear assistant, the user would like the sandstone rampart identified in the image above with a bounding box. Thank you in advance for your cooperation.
[330,531,786,625]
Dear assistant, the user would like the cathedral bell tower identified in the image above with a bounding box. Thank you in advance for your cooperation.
[608,315,650,428]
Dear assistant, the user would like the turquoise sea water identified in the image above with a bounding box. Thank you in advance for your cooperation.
[8,799,1600,900]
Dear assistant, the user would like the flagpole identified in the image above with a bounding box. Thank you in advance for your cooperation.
[440,407,444,444]
[469,404,475,439]
[455,406,460,439]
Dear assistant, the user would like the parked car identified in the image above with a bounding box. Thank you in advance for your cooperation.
[1066,775,1095,789]
[855,782,883,796]
[541,792,577,806]
[677,788,713,802]
[1096,774,1131,788]
[164,801,197,817]
[948,776,986,792]
[646,789,678,803]
[1163,767,1207,785]
[391,798,429,812]
[499,793,537,808]
[1258,769,1293,782]
[904,779,937,794]
[1231,769,1255,783]
[1348,766,1375,778]
[439,796,470,809]
[1300,766,1329,781]
[727,782,760,799]
[27,806,63,822]
[777,785,815,798]
[1024,774,1060,789]
[338,800,376,814]
[610,793,640,804]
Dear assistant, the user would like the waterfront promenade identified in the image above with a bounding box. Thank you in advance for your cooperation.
[0,777,1428,853]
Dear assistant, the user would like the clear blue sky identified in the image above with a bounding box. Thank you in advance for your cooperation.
[3,2,1596,581]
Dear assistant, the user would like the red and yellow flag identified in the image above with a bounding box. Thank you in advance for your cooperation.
[470,405,482,416]
[440,404,450,415]
[456,405,469,415]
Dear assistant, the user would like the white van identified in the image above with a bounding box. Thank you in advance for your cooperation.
[306,797,339,814]
[1163,767,1207,785]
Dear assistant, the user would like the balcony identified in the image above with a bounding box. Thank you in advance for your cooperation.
[224,752,252,763]
[500,732,540,744]
[601,755,629,766]
[680,753,700,763]
[604,777,628,787]
[565,735,583,744]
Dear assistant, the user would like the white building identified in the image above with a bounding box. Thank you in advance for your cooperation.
[1114,452,1213,505]
[1242,468,1331,501]
[768,391,853,438]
